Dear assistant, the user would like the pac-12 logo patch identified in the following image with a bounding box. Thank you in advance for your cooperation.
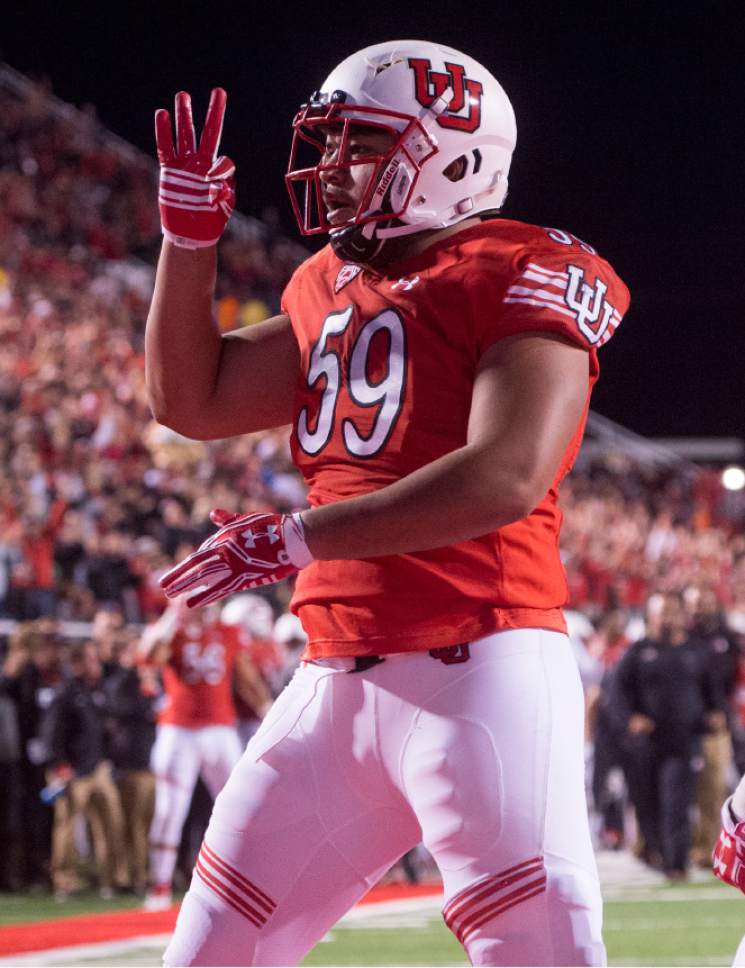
[335,263,362,293]
[408,58,483,133]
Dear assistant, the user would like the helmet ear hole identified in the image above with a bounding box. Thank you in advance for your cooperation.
[443,155,468,183]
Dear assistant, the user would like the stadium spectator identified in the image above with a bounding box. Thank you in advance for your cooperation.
[41,641,129,898]
[0,667,23,890]
[610,592,727,879]
[686,585,739,866]
[585,609,632,849]
[0,620,64,887]
[103,633,158,895]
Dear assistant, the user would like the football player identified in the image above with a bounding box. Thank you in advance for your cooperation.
[139,599,271,910]
[220,593,284,744]
[713,775,745,966]
[147,40,630,966]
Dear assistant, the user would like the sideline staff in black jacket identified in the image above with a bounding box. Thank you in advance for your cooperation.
[611,591,726,879]
[41,642,128,894]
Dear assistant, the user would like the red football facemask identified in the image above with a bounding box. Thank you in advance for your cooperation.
[285,96,438,237]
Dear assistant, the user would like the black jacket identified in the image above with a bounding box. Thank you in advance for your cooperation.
[0,664,63,763]
[610,635,723,753]
[103,667,156,772]
[691,619,739,713]
[40,675,109,775]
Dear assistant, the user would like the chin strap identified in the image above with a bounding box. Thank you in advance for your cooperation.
[329,220,387,264]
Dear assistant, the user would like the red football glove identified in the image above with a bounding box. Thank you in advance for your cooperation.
[155,88,236,249]
[713,797,745,892]
[159,509,313,608]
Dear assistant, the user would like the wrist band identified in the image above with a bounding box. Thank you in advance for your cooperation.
[162,228,220,250]
[283,512,314,568]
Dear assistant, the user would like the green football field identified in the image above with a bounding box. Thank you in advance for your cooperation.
[1,878,743,967]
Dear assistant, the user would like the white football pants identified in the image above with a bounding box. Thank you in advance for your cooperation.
[164,630,605,966]
[149,723,243,888]
[734,933,745,966]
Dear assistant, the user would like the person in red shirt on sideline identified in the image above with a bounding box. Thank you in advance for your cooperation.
[147,39,629,965]
[139,599,271,910]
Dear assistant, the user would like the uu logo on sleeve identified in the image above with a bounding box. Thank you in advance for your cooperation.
[564,265,617,346]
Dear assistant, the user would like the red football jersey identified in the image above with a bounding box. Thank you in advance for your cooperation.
[159,621,244,727]
[281,219,630,659]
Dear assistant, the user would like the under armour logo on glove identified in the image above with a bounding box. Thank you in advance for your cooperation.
[159,509,313,608]
[155,88,236,249]
[241,525,281,549]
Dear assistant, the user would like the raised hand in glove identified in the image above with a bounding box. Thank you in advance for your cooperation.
[155,88,236,249]
[159,509,313,608]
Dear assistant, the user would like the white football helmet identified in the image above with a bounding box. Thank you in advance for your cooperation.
[285,39,516,262]
[220,593,275,640]
[273,613,307,648]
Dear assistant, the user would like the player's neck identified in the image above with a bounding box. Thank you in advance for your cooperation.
[372,217,482,269]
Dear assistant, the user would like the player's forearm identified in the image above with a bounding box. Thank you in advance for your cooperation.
[236,669,273,717]
[302,442,545,560]
[145,241,222,431]
[137,607,180,661]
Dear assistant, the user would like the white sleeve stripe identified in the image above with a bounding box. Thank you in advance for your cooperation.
[526,262,568,279]
[505,285,567,305]
[161,177,213,193]
[519,269,568,288]
[159,188,212,204]
[502,296,577,319]
[160,183,211,197]
[160,177,210,192]
[598,325,619,346]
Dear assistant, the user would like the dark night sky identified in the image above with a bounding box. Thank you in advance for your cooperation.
[2,2,742,438]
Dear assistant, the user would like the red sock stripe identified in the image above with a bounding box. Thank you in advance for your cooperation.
[442,856,542,919]
[200,842,276,913]
[195,859,265,928]
[443,856,543,924]
[149,842,179,852]
[461,877,547,946]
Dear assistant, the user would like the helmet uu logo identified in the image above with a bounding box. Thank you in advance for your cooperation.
[408,58,483,132]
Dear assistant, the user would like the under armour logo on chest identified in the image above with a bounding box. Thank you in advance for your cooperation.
[391,276,420,291]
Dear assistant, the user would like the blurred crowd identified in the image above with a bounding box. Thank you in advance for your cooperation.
[0,71,307,629]
[3,68,745,897]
